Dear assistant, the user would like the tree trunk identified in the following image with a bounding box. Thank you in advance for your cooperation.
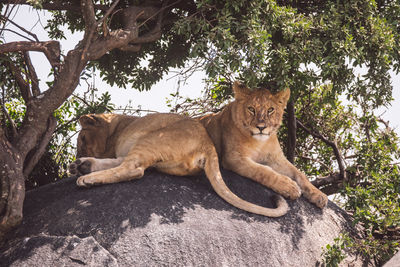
[0,138,25,240]
[286,100,296,163]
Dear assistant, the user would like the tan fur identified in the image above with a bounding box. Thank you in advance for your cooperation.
[199,81,328,209]
[70,113,289,217]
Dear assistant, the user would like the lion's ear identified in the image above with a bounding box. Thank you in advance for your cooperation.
[79,114,104,128]
[232,81,251,100]
[275,88,290,104]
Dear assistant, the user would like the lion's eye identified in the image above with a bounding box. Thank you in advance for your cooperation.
[268,107,275,115]
[248,107,255,115]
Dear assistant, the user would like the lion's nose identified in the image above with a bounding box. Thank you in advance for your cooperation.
[256,125,266,132]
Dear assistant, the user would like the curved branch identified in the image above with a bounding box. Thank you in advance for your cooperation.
[311,173,344,196]
[311,173,341,188]
[0,41,60,68]
[297,119,347,181]
[80,0,121,62]
[80,0,100,62]
[0,29,36,42]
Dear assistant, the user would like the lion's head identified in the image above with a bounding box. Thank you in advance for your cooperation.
[231,81,290,141]
[76,114,114,158]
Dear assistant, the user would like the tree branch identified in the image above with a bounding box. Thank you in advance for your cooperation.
[1,101,18,140]
[122,6,160,30]
[297,119,347,181]
[286,100,296,163]
[1,0,111,12]
[0,14,39,42]
[80,0,99,62]
[319,183,342,196]
[23,52,40,97]
[0,29,36,42]
[0,41,60,68]
[84,4,162,60]
[311,173,341,188]
[5,59,31,102]
[98,0,121,29]
[23,115,57,178]
[311,173,344,196]
[80,0,120,62]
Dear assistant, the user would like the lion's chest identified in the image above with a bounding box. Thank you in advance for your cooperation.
[243,137,279,164]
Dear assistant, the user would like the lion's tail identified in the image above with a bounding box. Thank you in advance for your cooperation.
[203,152,288,217]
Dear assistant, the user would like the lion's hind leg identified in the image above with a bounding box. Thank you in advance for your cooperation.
[75,156,149,187]
[69,157,124,177]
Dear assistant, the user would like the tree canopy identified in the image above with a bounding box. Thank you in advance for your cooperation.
[1,0,399,264]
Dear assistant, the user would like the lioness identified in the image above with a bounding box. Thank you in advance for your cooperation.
[199,81,328,209]
[70,112,289,217]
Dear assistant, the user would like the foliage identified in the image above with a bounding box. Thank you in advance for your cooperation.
[45,1,195,91]
[171,0,399,107]
[321,233,352,267]
[289,86,400,265]
[341,127,400,264]
[167,77,232,116]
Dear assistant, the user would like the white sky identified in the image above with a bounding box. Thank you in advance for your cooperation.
[2,6,400,135]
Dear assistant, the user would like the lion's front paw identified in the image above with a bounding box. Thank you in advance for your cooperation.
[76,175,99,187]
[279,178,301,200]
[310,191,328,209]
[69,158,93,176]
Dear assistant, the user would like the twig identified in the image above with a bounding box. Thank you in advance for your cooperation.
[113,108,159,114]
[0,28,36,42]
[0,14,39,41]
[377,118,391,131]
[300,155,333,173]
[97,0,121,28]
[297,119,347,181]
[137,0,180,28]
[71,93,91,107]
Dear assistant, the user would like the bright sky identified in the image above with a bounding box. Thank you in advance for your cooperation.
[2,6,400,135]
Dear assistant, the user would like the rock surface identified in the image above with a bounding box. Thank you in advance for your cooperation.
[384,251,400,267]
[1,170,367,266]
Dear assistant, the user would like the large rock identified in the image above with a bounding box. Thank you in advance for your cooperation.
[1,170,367,266]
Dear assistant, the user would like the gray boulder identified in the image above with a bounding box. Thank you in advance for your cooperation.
[384,251,400,267]
[1,170,367,266]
